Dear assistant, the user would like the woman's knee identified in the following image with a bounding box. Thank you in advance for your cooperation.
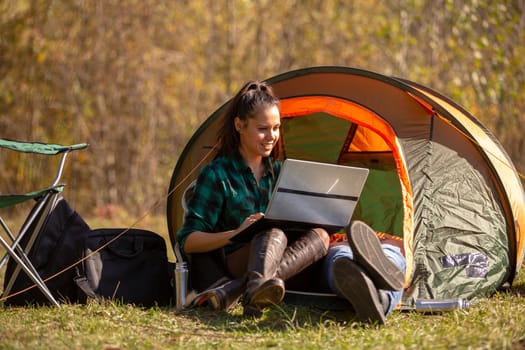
[270,227,287,243]
[311,227,330,250]
[255,227,285,237]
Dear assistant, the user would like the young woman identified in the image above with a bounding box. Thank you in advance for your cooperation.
[177,81,330,316]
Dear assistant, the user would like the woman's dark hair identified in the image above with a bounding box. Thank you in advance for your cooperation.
[216,80,281,158]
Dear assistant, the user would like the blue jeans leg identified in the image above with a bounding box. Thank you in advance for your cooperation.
[323,243,406,316]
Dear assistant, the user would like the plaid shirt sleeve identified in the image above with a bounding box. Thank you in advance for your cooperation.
[176,164,224,251]
[176,155,279,252]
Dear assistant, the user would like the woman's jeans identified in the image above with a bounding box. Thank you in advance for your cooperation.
[323,243,406,315]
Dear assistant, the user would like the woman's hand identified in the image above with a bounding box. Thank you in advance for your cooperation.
[183,212,265,253]
[237,212,265,233]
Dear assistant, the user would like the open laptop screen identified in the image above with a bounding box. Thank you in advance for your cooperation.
[265,159,369,227]
[230,159,369,242]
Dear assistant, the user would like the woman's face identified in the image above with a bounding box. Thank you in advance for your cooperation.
[235,104,281,160]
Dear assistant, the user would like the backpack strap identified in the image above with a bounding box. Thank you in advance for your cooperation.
[74,268,100,300]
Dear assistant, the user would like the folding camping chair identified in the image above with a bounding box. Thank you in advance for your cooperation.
[0,138,88,307]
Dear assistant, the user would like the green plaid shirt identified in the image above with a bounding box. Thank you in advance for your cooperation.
[177,151,281,253]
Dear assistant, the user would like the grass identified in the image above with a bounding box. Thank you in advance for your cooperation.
[1,291,525,349]
[1,215,525,349]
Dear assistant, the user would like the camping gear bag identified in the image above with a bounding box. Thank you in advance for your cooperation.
[75,228,173,307]
[2,194,90,305]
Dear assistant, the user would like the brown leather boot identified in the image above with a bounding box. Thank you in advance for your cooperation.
[206,277,247,311]
[243,228,288,315]
[275,228,329,281]
[332,256,388,324]
[348,221,405,290]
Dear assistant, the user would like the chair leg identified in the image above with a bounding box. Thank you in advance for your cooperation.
[0,235,60,307]
[0,192,51,270]
[0,218,16,271]
[0,193,62,307]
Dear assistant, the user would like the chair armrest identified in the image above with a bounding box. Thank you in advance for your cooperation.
[0,138,88,155]
[0,185,64,209]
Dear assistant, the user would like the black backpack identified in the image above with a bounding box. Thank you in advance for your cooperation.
[3,194,89,305]
[3,194,173,307]
[74,228,173,307]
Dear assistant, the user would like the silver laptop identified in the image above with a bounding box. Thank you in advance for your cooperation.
[230,158,369,242]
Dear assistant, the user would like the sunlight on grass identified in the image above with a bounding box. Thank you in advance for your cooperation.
[0,294,525,349]
[1,214,525,349]
[1,279,525,349]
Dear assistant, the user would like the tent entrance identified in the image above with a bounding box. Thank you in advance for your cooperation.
[280,98,406,238]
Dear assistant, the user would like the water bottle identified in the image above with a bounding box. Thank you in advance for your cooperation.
[415,298,470,312]
[174,261,188,310]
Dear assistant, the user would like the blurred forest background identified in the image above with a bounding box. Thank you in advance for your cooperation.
[1,0,524,222]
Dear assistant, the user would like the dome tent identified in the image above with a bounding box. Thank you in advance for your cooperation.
[167,66,525,307]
